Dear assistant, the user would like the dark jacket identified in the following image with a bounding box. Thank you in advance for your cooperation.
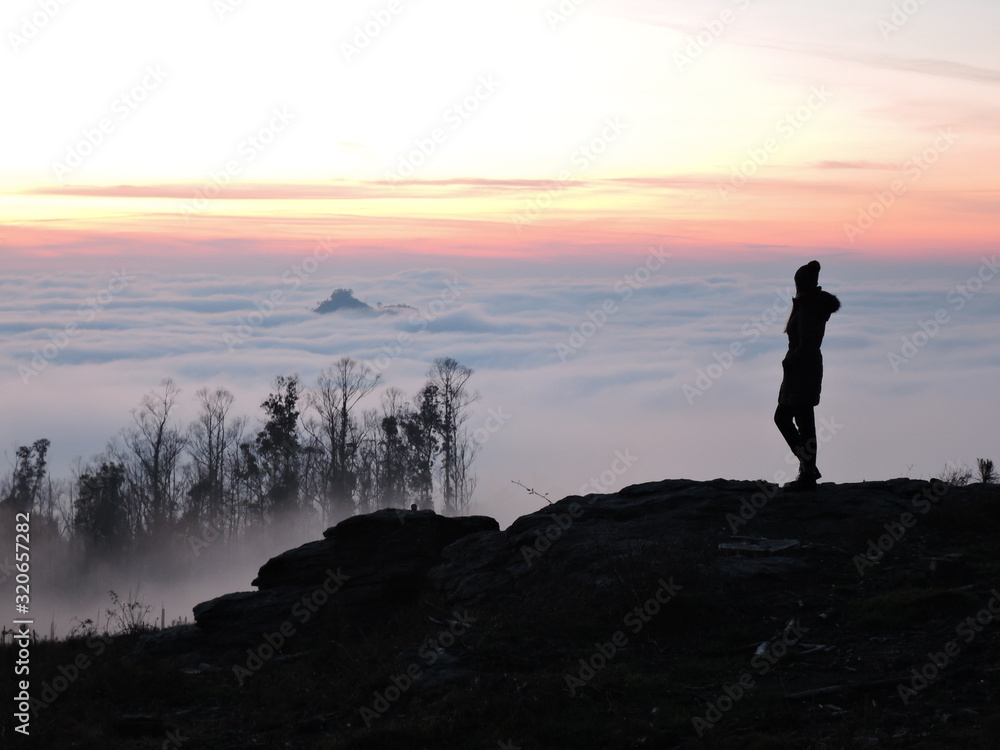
[778,288,841,407]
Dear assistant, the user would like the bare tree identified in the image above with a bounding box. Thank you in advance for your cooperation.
[454,427,478,514]
[427,357,478,515]
[352,409,380,516]
[120,379,187,536]
[308,357,381,516]
[186,387,244,535]
[298,420,326,523]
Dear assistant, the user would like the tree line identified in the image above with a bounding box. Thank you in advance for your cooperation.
[0,356,478,560]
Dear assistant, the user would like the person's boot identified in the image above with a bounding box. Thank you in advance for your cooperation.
[783,449,820,491]
[783,466,818,491]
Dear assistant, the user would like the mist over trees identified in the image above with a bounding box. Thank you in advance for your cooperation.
[0,356,480,564]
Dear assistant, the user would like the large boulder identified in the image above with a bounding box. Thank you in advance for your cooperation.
[187,509,497,647]
[252,508,499,595]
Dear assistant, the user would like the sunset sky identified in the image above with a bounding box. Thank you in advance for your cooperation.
[1,0,999,539]
[3,0,998,263]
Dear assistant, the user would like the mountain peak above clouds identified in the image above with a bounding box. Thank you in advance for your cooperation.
[313,288,415,316]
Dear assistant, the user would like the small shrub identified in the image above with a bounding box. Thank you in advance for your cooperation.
[105,588,155,635]
[941,463,973,487]
[67,617,98,640]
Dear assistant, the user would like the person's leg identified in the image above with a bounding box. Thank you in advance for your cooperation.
[793,406,819,479]
[793,406,816,460]
[776,404,819,490]
[795,406,822,486]
[774,404,801,455]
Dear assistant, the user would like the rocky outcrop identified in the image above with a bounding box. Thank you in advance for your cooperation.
[142,478,999,657]
[140,509,497,655]
[251,509,498,593]
[427,478,981,606]
[120,477,1000,749]
[195,509,496,639]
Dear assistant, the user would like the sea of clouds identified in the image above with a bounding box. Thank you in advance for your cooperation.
[1,250,998,533]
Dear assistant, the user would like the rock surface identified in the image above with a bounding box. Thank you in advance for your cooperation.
[252,509,499,593]
[107,477,1000,748]
[142,509,497,653]
[143,478,996,656]
[428,477,954,606]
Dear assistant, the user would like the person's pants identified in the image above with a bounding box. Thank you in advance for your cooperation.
[774,404,817,468]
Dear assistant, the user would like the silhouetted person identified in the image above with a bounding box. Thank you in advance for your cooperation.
[774,260,840,490]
